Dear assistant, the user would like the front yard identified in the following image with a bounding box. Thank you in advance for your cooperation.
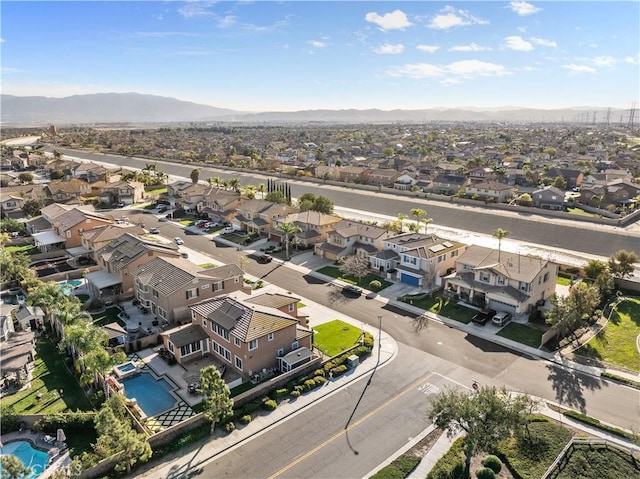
[497,322,544,348]
[574,298,640,372]
[316,266,392,291]
[401,294,477,324]
[313,320,363,356]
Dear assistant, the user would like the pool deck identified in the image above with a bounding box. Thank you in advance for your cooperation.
[0,429,72,479]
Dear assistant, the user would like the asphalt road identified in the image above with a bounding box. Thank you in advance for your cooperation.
[54,147,640,257]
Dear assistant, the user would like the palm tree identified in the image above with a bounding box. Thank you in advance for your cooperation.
[26,280,68,333]
[276,222,301,260]
[420,217,434,234]
[228,177,241,193]
[410,208,425,231]
[492,228,510,262]
[257,183,266,199]
[397,213,408,233]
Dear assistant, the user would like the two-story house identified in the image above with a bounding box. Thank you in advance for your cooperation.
[270,211,343,248]
[465,181,514,203]
[431,174,468,195]
[336,166,370,184]
[532,185,566,210]
[369,169,401,188]
[444,245,558,318]
[546,167,584,189]
[198,187,247,224]
[97,181,145,205]
[167,181,208,212]
[161,292,313,378]
[46,179,92,204]
[88,233,181,299]
[51,208,113,248]
[233,199,298,236]
[81,224,147,262]
[375,234,468,288]
[314,220,394,262]
[0,193,25,219]
[133,257,244,325]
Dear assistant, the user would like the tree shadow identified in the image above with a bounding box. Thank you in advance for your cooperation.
[545,363,605,413]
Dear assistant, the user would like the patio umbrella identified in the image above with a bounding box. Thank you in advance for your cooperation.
[56,428,66,443]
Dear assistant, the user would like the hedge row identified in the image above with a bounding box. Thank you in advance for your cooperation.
[371,455,421,479]
[563,410,639,443]
[600,371,640,389]
[34,411,97,432]
[426,437,466,479]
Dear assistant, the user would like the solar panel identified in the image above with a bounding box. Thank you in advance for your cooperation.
[429,244,446,253]
[443,241,453,247]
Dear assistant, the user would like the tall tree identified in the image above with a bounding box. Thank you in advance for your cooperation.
[339,255,370,283]
[199,366,234,434]
[492,228,510,262]
[608,249,639,279]
[0,455,32,479]
[190,168,200,184]
[396,213,408,233]
[276,222,301,260]
[410,208,426,227]
[429,386,527,476]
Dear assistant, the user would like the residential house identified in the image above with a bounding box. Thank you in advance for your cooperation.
[336,166,370,184]
[161,293,313,378]
[532,185,566,210]
[465,181,514,203]
[50,208,113,249]
[430,174,467,195]
[270,211,343,248]
[167,181,208,212]
[133,257,244,325]
[314,220,395,262]
[81,224,147,262]
[393,173,417,191]
[313,165,337,180]
[246,292,309,327]
[198,187,246,225]
[546,168,584,189]
[14,305,45,332]
[46,179,92,204]
[0,330,36,388]
[88,233,181,299]
[444,245,558,318]
[232,199,298,236]
[378,234,467,288]
[96,181,145,206]
[0,193,25,219]
[369,169,400,188]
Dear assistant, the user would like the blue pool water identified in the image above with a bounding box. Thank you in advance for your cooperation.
[121,372,177,417]
[59,280,83,295]
[115,361,136,374]
[0,441,49,478]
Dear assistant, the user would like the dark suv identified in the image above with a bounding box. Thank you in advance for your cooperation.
[472,308,497,326]
[256,254,273,264]
[342,285,362,297]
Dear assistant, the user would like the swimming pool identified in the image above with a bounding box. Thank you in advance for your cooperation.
[0,440,49,478]
[121,372,177,417]
[58,280,83,295]
[113,361,138,378]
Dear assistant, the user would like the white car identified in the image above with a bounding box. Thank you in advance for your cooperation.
[492,311,512,327]
[174,237,184,245]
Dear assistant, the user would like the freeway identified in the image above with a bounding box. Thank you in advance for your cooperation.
[53,147,640,258]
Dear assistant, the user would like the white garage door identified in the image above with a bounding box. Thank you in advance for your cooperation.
[488,299,516,314]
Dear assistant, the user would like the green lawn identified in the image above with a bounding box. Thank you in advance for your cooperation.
[0,338,93,414]
[91,307,125,327]
[566,207,599,217]
[313,320,363,356]
[497,322,544,348]
[4,244,39,255]
[556,276,572,286]
[575,298,640,372]
[316,266,392,290]
[403,294,477,324]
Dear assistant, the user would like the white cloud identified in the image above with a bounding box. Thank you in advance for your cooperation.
[365,10,412,31]
[592,56,617,67]
[502,36,534,51]
[428,6,488,30]
[521,66,541,71]
[178,1,216,18]
[386,59,507,81]
[217,15,237,29]
[530,37,557,48]
[416,45,440,53]
[308,40,326,48]
[624,54,640,64]
[0,38,4,43]
[373,43,404,54]
[509,1,542,16]
[449,43,491,52]
[562,64,596,73]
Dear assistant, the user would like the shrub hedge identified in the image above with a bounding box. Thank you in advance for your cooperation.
[427,437,466,479]
[475,467,496,479]
[563,410,638,443]
[481,455,502,474]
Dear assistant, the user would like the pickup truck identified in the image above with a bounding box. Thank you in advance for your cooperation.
[472,308,496,326]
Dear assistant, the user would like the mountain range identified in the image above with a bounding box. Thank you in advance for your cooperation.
[0,93,626,125]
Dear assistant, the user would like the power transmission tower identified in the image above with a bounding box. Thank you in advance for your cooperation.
[605,107,611,128]
[628,102,636,128]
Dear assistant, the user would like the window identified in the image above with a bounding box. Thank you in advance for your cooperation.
[234,337,241,347]
[519,281,529,292]
[277,348,284,357]
[497,276,505,285]
[168,342,174,353]
[248,339,258,351]
[235,356,243,371]
[213,324,230,341]
[451,250,458,258]
[213,281,224,292]
[480,272,490,282]
[543,272,549,283]
[158,308,166,319]
[202,319,207,329]
[268,333,274,341]
[186,288,199,300]
[152,289,158,298]
[288,303,295,312]
[291,341,299,350]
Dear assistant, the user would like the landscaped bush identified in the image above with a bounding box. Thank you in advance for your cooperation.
[313,369,325,377]
[313,376,327,387]
[330,365,348,377]
[600,371,640,389]
[302,379,316,391]
[0,405,21,433]
[222,421,236,433]
[290,389,301,398]
[427,437,466,479]
[239,415,252,425]
[371,455,421,479]
[262,399,278,411]
[475,467,496,479]
[369,280,382,291]
[35,411,97,432]
[563,410,638,443]
[152,423,209,457]
[481,455,502,474]
[270,388,290,399]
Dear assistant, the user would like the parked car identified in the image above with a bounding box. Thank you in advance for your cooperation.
[472,308,497,326]
[174,237,184,245]
[158,206,168,213]
[256,254,273,264]
[149,227,160,234]
[115,202,125,208]
[342,285,362,297]
[180,251,189,258]
[492,311,512,327]
[222,226,239,234]
[195,220,208,228]
[204,222,219,228]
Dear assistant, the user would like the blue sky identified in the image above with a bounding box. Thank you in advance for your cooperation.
[2,1,638,111]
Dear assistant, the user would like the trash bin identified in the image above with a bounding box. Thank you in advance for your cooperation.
[347,354,359,369]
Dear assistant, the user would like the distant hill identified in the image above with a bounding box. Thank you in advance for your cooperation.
[0,92,627,125]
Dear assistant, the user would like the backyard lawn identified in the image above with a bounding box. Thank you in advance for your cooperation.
[313,320,363,356]
[316,266,392,290]
[497,322,544,348]
[4,244,39,255]
[556,275,572,286]
[0,338,93,414]
[575,298,640,372]
[91,307,125,327]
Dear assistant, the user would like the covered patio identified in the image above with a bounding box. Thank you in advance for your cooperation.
[84,270,122,299]
[31,231,65,253]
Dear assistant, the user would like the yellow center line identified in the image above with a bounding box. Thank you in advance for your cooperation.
[266,373,434,479]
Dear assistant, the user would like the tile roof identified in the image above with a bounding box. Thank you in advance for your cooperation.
[246,292,300,310]
[165,324,210,348]
[458,245,551,282]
